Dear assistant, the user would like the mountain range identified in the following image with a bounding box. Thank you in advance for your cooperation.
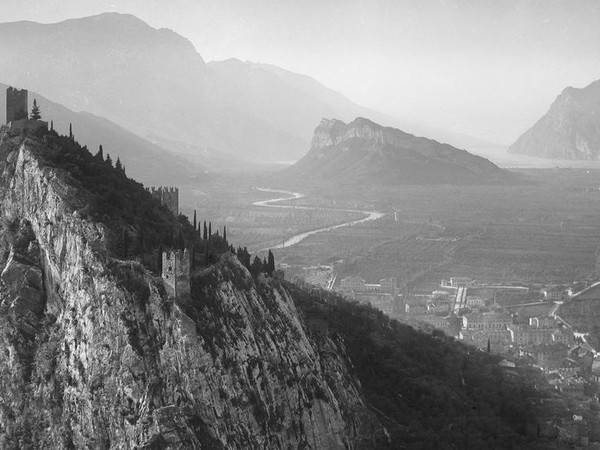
[285,118,509,184]
[509,79,600,160]
[0,12,496,170]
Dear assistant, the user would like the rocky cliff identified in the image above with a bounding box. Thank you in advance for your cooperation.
[285,118,508,184]
[509,80,600,159]
[0,128,382,448]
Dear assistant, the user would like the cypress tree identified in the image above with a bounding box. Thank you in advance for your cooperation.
[193,210,197,230]
[69,123,73,139]
[50,120,54,131]
[30,99,41,120]
[203,221,208,241]
[487,338,491,353]
[223,225,227,242]
[96,145,104,160]
[208,222,212,238]
[105,153,113,167]
[267,250,275,276]
[115,157,123,172]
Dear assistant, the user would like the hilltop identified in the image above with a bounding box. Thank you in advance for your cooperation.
[509,80,600,160]
[285,118,511,185]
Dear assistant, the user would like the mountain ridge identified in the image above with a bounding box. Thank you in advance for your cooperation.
[286,117,509,185]
[0,12,499,169]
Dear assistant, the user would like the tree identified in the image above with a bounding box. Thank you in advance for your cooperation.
[96,145,104,160]
[203,221,208,241]
[267,250,275,276]
[105,153,113,167]
[69,123,73,139]
[115,157,123,172]
[208,222,212,238]
[30,99,41,120]
[50,120,54,131]
[193,210,197,230]
[250,256,264,277]
[223,225,227,242]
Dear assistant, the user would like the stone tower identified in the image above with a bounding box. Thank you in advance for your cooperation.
[6,87,28,124]
[147,186,179,216]
[162,249,191,298]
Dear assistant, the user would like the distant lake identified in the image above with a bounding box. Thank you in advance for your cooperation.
[469,147,600,169]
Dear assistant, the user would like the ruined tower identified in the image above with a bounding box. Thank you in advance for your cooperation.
[147,186,179,216]
[162,249,191,298]
[6,87,28,124]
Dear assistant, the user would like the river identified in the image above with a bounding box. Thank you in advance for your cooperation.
[253,188,384,250]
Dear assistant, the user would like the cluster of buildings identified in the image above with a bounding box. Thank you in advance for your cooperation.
[337,275,397,314]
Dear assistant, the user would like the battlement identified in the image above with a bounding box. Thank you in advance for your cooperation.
[146,186,179,216]
[162,249,190,298]
[6,87,28,124]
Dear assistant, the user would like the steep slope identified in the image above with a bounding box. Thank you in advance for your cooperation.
[285,118,508,184]
[509,80,600,159]
[0,84,203,185]
[0,127,383,447]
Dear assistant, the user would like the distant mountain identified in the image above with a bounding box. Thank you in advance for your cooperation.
[209,59,500,153]
[509,80,600,159]
[0,13,496,168]
[0,83,201,185]
[285,118,508,184]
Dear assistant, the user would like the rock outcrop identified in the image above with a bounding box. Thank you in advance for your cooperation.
[0,127,382,448]
[285,117,508,184]
[509,80,600,159]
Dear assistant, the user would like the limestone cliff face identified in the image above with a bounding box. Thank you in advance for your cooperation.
[0,128,381,449]
[509,80,600,159]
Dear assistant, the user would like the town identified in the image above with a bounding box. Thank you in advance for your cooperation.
[281,262,600,444]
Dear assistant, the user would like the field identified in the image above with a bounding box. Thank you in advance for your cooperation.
[181,168,600,292]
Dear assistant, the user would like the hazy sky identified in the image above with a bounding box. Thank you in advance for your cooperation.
[3,0,600,144]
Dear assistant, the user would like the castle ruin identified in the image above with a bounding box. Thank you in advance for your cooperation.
[147,186,179,216]
[5,87,48,134]
[162,249,190,298]
[6,87,28,123]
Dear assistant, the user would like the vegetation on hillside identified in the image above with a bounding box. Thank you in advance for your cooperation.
[25,130,278,278]
[287,283,554,449]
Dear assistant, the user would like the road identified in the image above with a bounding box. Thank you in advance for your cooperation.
[253,188,384,250]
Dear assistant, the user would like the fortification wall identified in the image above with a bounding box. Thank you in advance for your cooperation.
[147,186,179,216]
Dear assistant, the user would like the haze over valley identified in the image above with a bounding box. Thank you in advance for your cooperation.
[1,1,600,448]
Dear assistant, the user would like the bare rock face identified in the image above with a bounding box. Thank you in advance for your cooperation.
[0,128,382,448]
[509,80,600,160]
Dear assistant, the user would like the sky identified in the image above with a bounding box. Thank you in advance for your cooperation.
[2,0,600,145]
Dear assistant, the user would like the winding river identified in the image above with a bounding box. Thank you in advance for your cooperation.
[253,188,384,250]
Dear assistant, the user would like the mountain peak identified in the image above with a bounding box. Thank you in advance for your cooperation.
[509,78,600,159]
